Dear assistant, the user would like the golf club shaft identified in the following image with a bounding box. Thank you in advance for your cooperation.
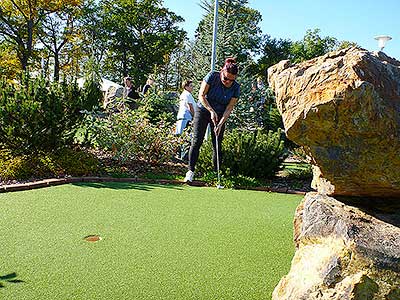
[215,132,221,185]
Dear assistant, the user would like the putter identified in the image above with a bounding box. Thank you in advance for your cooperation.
[215,131,224,189]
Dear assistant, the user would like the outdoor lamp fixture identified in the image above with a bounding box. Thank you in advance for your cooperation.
[374,35,392,51]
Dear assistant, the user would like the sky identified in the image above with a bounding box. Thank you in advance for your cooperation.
[163,0,400,59]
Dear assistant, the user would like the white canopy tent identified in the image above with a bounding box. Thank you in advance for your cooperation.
[76,77,123,92]
[77,77,124,108]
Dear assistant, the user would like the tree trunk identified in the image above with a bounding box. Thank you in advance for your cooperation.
[122,49,128,77]
[54,51,60,82]
[18,48,29,71]
[22,19,35,70]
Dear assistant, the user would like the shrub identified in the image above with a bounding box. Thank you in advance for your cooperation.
[0,147,100,181]
[227,77,282,132]
[197,129,286,179]
[0,73,101,155]
[281,162,313,180]
[224,129,286,178]
[54,148,100,176]
[195,137,214,175]
[79,107,181,164]
[200,170,261,188]
[141,90,178,125]
[262,107,284,132]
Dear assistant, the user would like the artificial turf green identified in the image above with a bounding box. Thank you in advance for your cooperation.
[0,182,301,300]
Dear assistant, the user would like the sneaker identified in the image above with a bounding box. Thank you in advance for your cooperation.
[184,170,194,183]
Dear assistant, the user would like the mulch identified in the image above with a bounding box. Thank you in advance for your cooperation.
[0,152,313,195]
[0,176,312,195]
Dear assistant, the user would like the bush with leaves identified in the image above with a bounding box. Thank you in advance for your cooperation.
[79,104,181,164]
[200,170,261,189]
[281,162,313,180]
[224,128,286,178]
[197,128,286,179]
[0,73,101,154]
[227,77,283,132]
[195,136,214,175]
[140,89,178,125]
[0,147,100,181]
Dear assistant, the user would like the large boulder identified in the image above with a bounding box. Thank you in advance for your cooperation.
[268,47,400,197]
[272,192,400,300]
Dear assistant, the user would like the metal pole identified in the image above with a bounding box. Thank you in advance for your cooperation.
[206,0,219,140]
[210,0,218,71]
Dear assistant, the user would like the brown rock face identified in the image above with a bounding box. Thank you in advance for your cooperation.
[273,192,400,300]
[268,47,400,197]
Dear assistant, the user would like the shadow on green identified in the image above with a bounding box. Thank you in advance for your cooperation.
[0,273,24,288]
[72,181,184,191]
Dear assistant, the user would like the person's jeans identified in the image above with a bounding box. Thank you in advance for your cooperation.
[175,119,190,135]
[188,107,225,172]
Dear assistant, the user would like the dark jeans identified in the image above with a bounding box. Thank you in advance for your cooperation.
[188,107,225,172]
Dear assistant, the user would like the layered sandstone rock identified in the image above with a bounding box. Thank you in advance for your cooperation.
[268,48,400,300]
[268,47,400,197]
[272,193,400,300]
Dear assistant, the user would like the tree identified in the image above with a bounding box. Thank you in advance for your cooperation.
[256,29,359,78]
[255,35,292,80]
[187,0,263,81]
[77,0,107,69]
[336,40,359,50]
[38,7,81,81]
[0,0,81,71]
[95,0,186,87]
[0,41,20,79]
[290,28,338,63]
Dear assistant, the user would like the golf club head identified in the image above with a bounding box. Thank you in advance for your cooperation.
[216,184,224,189]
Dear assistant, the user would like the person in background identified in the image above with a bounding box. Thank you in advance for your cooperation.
[142,77,155,95]
[256,76,265,107]
[175,80,196,135]
[123,76,139,109]
[184,58,240,183]
[254,76,266,127]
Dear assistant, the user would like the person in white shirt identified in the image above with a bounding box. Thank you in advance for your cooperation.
[175,80,197,135]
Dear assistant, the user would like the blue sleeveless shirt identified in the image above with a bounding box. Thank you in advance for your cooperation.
[198,71,240,114]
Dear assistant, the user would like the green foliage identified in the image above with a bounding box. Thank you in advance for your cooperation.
[282,162,313,180]
[94,0,186,85]
[185,0,263,82]
[0,74,100,154]
[200,170,261,188]
[336,40,359,50]
[227,76,283,132]
[81,56,103,109]
[154,45,192,91]
[223,129,286,178]
[290,146,311,162]
[0,150,47,180]
[256,29,358,77]
[254,35,292,78]
[264,107,284,132]
[0,0,82,72]
[0,147,100,181]
[0,42,21,79]
[290,29,338,63]
[79,106,181,164]
[55,148,100,176]
[38,8,82,81]
[197,129,286,179]
[196,137,214,175]
[141,89,178,125]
